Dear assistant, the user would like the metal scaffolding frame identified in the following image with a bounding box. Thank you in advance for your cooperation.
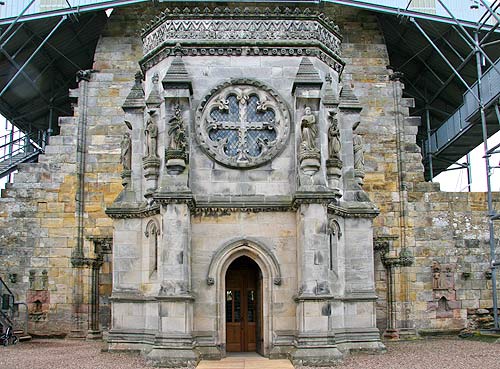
[0,2,108,174]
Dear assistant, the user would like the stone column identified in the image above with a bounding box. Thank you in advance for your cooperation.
[292,202,342,366]
[146,202,196,367]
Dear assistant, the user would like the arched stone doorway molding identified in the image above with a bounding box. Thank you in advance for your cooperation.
[206,238,282,356]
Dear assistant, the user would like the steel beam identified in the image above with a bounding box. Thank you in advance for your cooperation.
[411,17,481,104]
[428,49,476,104]
[425,108,434,179]
[474,30,499,331]
[0,0,36,42]
[0,47,49,105]
[0,15,67,98]
[438,0,500,77]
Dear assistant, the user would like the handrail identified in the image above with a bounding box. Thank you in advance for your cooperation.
[0,276,15,297]
[0,277,28,336]
[0,130,46,168]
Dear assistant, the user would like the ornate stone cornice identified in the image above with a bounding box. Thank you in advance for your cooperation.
[106,194,379,218]
[139,7,344,73]
[105,203,160,219]
[328,202,379,219]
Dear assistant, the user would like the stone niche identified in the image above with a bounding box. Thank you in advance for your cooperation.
[106,6,384,367]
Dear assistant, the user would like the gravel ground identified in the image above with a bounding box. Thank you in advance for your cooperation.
[1,338,500,369]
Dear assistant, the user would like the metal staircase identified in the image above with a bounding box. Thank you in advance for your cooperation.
[0,276,30,341]
[0,130,46,180]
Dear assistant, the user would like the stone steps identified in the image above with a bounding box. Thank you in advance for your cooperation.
[196,354,294,369]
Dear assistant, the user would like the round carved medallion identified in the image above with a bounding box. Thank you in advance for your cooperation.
[195,79,291,168]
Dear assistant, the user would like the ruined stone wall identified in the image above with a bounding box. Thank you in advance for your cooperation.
[333,7,500,334]
[0,7,143,335]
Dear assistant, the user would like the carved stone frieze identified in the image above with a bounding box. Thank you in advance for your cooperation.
[141,46,343,74]
[195,79,291,169]
[142,6,341,34]
[141,8,343,72]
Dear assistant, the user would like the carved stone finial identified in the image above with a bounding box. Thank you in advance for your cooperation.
[146,73,162,108]
[162,55,192,94]
[322,75,338,107]
[339,84,361,111]
[122,71,145,110]
[292,57,323,94]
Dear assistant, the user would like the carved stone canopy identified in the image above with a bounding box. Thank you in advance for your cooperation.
[195,79,291,169]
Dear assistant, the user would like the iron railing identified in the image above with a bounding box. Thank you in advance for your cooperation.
[0,129,46,178]
[0,276,28,336]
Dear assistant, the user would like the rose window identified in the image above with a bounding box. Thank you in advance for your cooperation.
[195,80,290,168]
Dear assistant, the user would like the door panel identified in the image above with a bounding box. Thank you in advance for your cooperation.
[225,257,260,352]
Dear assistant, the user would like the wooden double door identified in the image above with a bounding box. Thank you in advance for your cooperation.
[225,256,262,353]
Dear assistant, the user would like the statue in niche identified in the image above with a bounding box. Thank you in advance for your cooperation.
[120,132,132,171]
[300,106,318,151]
[328,110,341,160]
[168,106,187,152]
[431,261,441,289]
[144,111,158,158]
[353,133,364,171]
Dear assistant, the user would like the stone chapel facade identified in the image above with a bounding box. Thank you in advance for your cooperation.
[104,8,385,366]
[0,3,499,368]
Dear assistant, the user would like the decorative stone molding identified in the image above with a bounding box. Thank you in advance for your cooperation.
[328,219,342,238]
[140,7,344,73]
[142,6,341,34]
[206,238,282,286]
[145,219,160,237]
[328,203,379,219]
[195,79,291,169]
[142,46,343,73]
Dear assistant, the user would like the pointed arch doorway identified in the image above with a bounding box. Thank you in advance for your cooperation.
[225,256,263,354]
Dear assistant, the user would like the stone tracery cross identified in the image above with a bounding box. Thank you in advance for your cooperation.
[208,93,277,163]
